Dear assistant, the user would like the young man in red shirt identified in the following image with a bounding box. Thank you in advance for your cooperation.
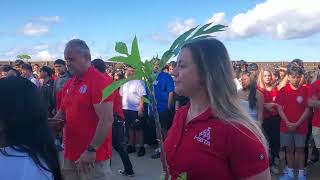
[276,63,311,180]
[53,39,116,180]
[308,77,320,159]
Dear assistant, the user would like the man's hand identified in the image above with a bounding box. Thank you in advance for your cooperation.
[75,151,96,174]
[286,121,298,132]
[138,110,144,118]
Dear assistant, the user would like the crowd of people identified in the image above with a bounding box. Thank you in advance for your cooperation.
[0,38,319,180]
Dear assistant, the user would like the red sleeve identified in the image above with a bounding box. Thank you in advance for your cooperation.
[59,80,71,112]
[91,74,114,104]
[228,125,269,178]
[275,88,285,106]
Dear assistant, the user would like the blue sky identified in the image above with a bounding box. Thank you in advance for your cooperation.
[0,0,319,61]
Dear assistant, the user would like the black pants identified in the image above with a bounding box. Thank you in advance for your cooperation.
[262,115,281,164]
[112,119,133,173]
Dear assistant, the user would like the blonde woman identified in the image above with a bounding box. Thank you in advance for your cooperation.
[164,38,271,180]
[257,67,281,174]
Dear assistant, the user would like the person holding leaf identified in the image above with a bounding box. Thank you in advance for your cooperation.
[164,38,271,180]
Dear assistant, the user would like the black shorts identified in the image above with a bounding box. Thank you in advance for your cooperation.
[159,109,174,130]
[123,110,144,130]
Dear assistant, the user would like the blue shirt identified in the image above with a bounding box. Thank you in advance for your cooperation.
[153,72,174,112]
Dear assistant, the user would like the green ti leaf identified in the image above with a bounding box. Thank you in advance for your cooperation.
[188,35,212,43]
[177,172,187,180]
[192,22,212,37]
[130,36,143,67]
[143,60,153,78]
[169,26,198,51]
[115,42,129,56]
[101,75,141,103]
[203,24,227,34]
[141,96,150,104]
[109,56,144,77]
[158,50,173,71]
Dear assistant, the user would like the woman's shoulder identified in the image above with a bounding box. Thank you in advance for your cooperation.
[0,147,53,180]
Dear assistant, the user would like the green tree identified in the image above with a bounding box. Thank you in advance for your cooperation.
[17,54,31,61]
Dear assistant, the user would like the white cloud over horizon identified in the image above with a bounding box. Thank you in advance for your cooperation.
[36,16,61,23]
[18,16,62,37]
[19,23,49,36]
[166,0,320,40]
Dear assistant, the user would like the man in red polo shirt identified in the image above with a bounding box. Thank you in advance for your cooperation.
[309,78,320,156]
[54,39,115,180]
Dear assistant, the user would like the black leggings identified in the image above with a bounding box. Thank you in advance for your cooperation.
[262,115,281,164]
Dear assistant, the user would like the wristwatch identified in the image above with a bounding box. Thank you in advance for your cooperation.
[87,145,97,152]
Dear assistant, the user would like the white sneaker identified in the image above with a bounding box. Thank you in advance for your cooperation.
[278,174,294,180]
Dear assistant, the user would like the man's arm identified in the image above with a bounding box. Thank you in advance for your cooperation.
[52,110,65,120]
[168,92,174,110]
[138,97,144,117]
[277,74,288,90]
[295,108,312,127]
[275,104,290,124]
[90,102,114,149]
[309,98,320,108]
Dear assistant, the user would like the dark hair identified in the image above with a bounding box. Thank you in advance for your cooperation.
[21,63,33,72]
[241,71,257,110]
[287,62,304,76]
[40,66,53,77]
[291,58,304,68]
[91,59,106,73]
[0,77,63,180]
[248,63,259,71]
[0,65,13,72]
[34,64,40,68]
[54,59,66,66]
[14,59,25,66]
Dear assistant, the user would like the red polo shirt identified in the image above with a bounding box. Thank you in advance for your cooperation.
[61,66,115,161]
[275,84,309,134]
[258,87,279,119]
[164,104,269,180]
[309,80,320,128]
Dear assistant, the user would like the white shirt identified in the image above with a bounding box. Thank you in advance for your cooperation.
[0,147,53,180]
[120,80,146,111]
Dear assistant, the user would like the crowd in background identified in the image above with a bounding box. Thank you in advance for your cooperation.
[1,53,320,180]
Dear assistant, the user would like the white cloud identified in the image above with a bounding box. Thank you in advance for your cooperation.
[166,0,320,40]
[36,16,61,23]
[20,22,49,36]
[168,18,196,36]
[207,12,227,25]
[226,0,320,39]
[35,50,55,60]
[33,44,49,50]
[151,34,170,43]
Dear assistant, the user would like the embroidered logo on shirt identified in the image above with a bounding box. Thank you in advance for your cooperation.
[79,85,87,94]
[296,96,303,104]
[258,154,265,161]
[194,127,211,146]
